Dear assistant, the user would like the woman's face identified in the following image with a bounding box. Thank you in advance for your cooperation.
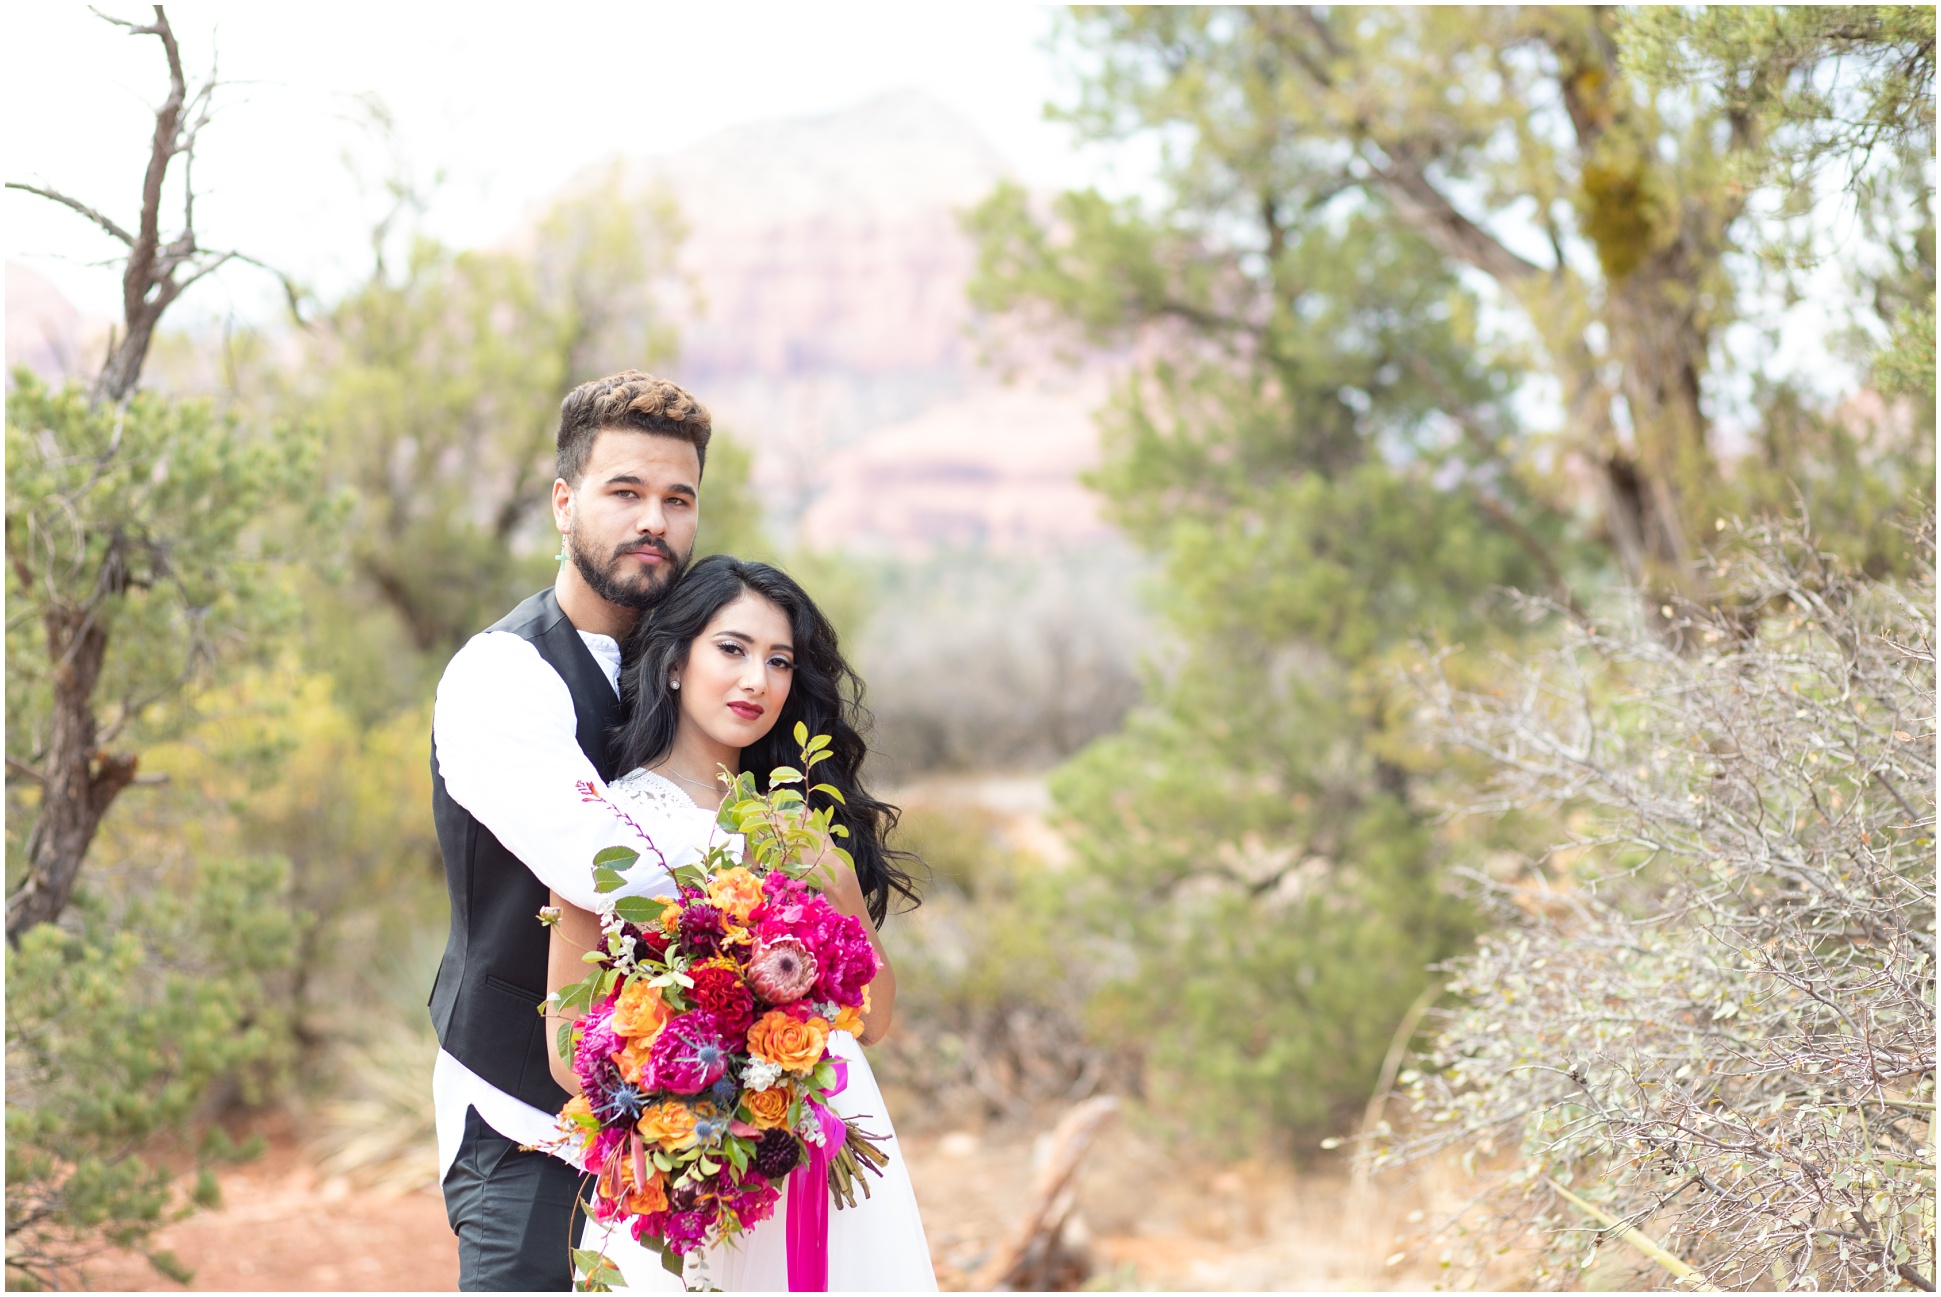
[671,591,795,755]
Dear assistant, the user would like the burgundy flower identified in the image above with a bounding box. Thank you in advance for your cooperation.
[677,901,729,956]
[750,1127,802,1180]
[744,936,818,1004]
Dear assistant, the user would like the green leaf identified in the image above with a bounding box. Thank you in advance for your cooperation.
[794,720,810,746]
[810,782,846,804]
[698,1156,721,1176]
[613,896,668,926]
[768,765,804,785]
[556,1020,574,1062]
[593,845,641,870]
[593,867,626,894]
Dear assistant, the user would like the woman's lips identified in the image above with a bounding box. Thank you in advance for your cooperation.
[727,701,764,720]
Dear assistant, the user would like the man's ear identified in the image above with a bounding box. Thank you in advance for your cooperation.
[551,478,574,535]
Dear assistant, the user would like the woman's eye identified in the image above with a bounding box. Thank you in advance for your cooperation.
[769,656,794,671]
[717,641,744,657]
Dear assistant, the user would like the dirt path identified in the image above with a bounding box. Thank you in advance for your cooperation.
[70,1117,1449,1292]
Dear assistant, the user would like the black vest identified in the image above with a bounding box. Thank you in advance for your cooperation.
[428,588,620,1111]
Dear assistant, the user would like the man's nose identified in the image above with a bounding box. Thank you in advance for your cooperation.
[635,499,667,535]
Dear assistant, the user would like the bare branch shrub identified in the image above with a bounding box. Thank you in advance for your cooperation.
[1383,516,1935,1291]
[858,547,1149,779]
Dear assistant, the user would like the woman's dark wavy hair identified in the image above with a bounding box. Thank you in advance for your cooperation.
[610,554,920,925]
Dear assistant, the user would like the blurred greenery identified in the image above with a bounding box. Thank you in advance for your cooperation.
[961,2,1934,1143]
[3,3,1931,1282]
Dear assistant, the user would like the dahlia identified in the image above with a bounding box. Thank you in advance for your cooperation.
[678,901,729,956]
[750,1126,802,1180]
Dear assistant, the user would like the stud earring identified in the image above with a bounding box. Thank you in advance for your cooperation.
[670,679,681,690]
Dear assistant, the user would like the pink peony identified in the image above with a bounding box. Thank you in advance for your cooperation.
[646,1011,730,1094]
[744,936,818,1003]
[811,911,879,1008]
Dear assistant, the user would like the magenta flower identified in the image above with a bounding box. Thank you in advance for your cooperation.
[744,936,819,1003]
[812,911,880,1008]
[732,1178,781,1226]
[663,1209,711,1255]
[647,1011,730,1094]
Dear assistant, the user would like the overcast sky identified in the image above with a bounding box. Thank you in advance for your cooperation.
[5,3,1108,322]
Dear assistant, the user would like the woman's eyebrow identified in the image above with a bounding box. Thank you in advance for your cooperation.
[714,629,793,653]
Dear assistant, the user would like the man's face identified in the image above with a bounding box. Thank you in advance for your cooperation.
[552,429,702,611]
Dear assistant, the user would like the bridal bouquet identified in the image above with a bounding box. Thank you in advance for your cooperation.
[545,727,887,1288]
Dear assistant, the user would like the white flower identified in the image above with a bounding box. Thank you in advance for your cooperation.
[742,1059,784,1092]
[798,1112,829,1147]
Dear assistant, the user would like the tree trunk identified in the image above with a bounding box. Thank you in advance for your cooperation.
[7,608,138,940]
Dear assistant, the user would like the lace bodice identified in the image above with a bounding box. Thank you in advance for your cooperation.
[603,768,740,870]
[606,767,705,817]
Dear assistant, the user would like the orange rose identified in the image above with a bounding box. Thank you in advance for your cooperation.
[746,1010,830,1073]
[611,979,672,1041]
[742,1085,794,1130]
[636,1101,699,1152]
[705,867,766,921]
[832,985,871,1036]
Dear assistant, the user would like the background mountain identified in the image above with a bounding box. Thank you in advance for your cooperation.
[597,89,1114,554]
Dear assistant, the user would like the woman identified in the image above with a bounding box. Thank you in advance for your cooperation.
[543,555,934,1292]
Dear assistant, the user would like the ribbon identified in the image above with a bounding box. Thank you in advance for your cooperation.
[785,1057,850,1292]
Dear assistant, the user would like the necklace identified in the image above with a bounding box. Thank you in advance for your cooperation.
[656,765,728,799]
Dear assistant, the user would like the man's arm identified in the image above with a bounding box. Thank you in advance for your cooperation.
[433,632,671,911]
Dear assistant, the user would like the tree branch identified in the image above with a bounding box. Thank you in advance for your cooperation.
[3,182,136,246]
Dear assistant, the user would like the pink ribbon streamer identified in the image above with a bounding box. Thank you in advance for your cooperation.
[785,1057,849,1292]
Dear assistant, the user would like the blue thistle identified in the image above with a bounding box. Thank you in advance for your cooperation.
[594,1081,649,1124]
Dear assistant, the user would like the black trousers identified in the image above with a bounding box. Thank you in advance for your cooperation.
[443,1106,584,1291]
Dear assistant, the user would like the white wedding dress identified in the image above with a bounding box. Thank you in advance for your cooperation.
[577,769,936,1293]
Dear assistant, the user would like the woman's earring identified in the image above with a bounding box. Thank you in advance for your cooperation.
[669,679,681,690]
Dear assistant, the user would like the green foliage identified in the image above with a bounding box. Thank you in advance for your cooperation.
[1621,5,1935,426]
[692,431,769,562]
[968,68,1566,1135]
[264,174,690,711]
[4,373,325,795]
[5,854,296,1288]
[873,803,1099,1118]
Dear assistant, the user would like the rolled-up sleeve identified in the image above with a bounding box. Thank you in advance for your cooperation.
[433,631,672,911]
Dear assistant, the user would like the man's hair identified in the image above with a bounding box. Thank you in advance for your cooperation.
[556,370,712,485]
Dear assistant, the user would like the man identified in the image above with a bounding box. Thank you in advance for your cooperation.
[429,370,711,1290]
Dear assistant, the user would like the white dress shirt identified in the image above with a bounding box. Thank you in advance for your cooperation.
[430,624,673,1180]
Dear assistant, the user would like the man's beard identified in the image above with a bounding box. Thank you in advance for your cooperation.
[569,532,688,611]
